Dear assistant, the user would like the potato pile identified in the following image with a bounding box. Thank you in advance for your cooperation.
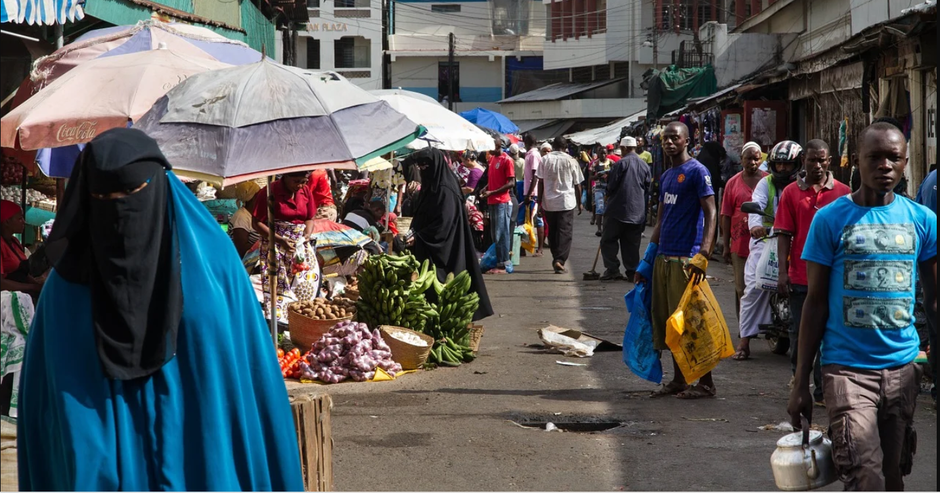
[289,297,357,320]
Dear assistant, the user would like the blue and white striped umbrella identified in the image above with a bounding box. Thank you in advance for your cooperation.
[0,0,84,25]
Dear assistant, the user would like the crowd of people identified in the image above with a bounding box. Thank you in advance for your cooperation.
[1,115,936,491]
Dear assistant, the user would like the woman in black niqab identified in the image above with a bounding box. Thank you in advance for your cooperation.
[404,148,493,320]
[44,127,182,381]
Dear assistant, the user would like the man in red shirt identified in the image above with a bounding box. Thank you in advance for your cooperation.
[721,142,767,355]
[775,139,851,403]
[480,140,516,273]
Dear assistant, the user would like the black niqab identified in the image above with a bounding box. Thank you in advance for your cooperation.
[697,142,726,190]
[45,128,182,381]
[404,148,493,320]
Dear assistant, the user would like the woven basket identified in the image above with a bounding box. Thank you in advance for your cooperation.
[288,309,352,350]
[379,325,434,370]
[468,324,485,353]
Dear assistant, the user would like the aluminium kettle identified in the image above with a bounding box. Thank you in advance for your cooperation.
[770,417,837,491]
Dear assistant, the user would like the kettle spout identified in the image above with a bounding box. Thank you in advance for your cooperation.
[807,449,820,480]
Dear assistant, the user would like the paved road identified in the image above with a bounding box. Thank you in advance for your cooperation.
[288,212,937,491]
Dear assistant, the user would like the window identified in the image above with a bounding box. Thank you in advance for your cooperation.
[431,5,461,13]
[335,0,368,7]
[334,37,371,69]
[306,38,320,70]
[438,62,459,103]
[307,0,319,7]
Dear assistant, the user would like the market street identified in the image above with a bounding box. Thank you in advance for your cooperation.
[287,214,938,491]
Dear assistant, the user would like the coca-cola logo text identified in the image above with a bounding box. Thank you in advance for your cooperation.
[56,121,98,143]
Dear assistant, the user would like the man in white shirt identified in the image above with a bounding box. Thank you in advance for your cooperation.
[536,136,584,274]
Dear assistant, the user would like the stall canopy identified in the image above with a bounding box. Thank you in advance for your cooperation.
[646,65,717,121]
[1,0,83,24]
[459,108,519,134]
[566,109,646,146]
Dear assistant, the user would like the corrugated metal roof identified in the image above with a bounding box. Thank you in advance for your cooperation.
[566,109,646,146]
[498,78,627,103]
[515,119,555,134]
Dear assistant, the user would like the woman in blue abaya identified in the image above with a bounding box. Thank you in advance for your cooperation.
[17,128,304,491]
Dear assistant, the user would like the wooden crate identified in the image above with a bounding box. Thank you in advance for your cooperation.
[291,394,334,491]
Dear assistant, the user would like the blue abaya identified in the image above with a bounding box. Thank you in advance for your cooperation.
[17,172,304,491]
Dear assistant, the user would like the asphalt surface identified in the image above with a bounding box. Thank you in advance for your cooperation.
[287,213,937,491]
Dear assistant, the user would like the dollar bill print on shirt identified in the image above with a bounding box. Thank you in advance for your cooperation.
[843,297,913,329]
[844,260,914,292]
[842,223,916,255]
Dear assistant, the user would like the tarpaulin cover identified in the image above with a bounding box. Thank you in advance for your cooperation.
[646,65,717,121]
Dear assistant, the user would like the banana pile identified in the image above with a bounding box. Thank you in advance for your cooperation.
[425,272,480,367]
[355,253,438,332]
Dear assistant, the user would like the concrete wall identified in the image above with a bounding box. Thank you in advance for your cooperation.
[500,97,646,120]
[391,55,505,103]
[704,22,791,87]
[850,0,921,35]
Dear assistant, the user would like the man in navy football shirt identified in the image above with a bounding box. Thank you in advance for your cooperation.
[635,122,718,399]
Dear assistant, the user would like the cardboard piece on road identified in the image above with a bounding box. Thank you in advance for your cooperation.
[537,325,622,357]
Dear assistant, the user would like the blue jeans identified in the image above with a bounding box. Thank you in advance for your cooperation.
[489,202,512,267]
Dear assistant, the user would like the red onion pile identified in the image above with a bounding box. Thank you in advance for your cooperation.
[299,321,403,383]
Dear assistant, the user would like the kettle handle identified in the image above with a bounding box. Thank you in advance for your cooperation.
[801,416,820,480]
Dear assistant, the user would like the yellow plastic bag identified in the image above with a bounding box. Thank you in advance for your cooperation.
[520,205,537,254]
[665,279,735,383]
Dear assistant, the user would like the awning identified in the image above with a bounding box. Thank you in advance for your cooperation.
[566,110,646,146]
[526,120,576,141]
[515,119,555,134]
[1,0,84,25]
[499,78,626,103]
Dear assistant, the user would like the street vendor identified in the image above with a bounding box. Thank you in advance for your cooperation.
[1,200,44,295]
[252,171,322,323]
[229,181,262,259]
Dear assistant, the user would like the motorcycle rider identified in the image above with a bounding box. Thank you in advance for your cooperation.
[774,140,852,405]
[735,141,803,361]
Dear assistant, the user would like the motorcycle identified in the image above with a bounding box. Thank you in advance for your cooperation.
[741,201,791,356]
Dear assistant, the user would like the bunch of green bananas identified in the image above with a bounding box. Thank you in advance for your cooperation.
[424,271,480,367]
[355,253,438,332]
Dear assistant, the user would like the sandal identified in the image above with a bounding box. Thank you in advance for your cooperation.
[731,349,750,361]
[676,384,716,400]
[532,251,544,257]
[650,381,689,398]
[552,261,567,274]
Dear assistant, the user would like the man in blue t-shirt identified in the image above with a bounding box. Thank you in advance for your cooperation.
[789,123,937,491]
[635,122,718,399]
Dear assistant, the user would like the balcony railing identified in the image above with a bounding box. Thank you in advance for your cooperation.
[335,9,370,18]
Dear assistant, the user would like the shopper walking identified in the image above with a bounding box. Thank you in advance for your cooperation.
[522,134,545,257]
[537,136,584,274]
[737,140,803,361]
[591,147,615,236]
[720,142,766,333]
[480,140,515,274]
[600,137,651,281]
[635,122,718,399]
[775,139,851,402]
[789,122,937,490]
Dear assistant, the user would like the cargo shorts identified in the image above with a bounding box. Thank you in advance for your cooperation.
[823,362,921,491]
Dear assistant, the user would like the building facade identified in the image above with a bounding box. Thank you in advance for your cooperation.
[296,0,384,89]
[389,0,550,112]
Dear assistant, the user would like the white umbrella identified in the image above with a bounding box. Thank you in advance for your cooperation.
[369,89,495,152]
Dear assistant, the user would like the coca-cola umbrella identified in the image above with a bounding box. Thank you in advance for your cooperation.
[134,60,424,186]
[0,46,230,151]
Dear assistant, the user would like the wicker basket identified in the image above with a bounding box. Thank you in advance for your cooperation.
[288,309,352,350]
[378,325,434,370]
[468,324,485,353]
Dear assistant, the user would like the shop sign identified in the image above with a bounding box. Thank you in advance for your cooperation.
[306,23,349,32]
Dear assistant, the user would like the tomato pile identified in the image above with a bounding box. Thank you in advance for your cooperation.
[277,348,308,379]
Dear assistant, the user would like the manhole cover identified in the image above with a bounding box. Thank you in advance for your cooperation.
[515,421,622,433]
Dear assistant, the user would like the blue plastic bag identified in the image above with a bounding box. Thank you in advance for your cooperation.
[480,244,498,271]
[622,283,663,384]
